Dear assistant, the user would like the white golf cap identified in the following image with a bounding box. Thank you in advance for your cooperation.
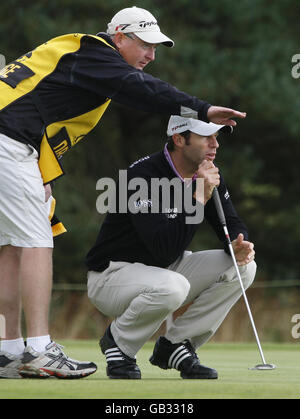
[167,116,233,137]
[107,6,174,47]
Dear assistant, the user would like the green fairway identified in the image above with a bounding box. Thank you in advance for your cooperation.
[1,340,299,399]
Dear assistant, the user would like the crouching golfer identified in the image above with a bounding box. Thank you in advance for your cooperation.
[86,116,256,379]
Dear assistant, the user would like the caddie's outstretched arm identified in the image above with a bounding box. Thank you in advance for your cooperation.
[207,106,246,126]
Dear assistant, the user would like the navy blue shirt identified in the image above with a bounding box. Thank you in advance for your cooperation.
[86,150,248,271]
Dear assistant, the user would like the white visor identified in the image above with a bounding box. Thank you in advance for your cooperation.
[167,116,233,136]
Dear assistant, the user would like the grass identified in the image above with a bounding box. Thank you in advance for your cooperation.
[1,340,300,399]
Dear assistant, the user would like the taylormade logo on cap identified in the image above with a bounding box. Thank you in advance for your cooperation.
[139,21,157,28]
[172,123,188,131]
[167,115,232,137]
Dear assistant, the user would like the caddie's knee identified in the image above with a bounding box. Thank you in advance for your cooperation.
[156,271,190,312]
[240,260,257,290]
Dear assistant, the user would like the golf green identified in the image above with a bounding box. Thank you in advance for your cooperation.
[1,340,299,399]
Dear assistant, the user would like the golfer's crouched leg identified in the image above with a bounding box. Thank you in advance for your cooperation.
[152,270,191,314]
[88,264,191,379]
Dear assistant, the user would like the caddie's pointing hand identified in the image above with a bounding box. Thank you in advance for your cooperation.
[207,106,246,126]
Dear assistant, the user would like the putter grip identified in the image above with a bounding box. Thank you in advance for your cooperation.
[212,188,226,226]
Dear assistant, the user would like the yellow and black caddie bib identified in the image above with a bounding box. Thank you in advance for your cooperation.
[0,33,114,184]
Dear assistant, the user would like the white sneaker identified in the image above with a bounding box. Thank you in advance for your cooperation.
[19,342,97,379]
[0,351,22,379]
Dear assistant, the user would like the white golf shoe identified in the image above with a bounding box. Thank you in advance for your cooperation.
[19,341,97,379]
[0,351,22,379]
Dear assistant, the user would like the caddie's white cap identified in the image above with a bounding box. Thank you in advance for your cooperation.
[107,6,174,47]
[167,116,233,137]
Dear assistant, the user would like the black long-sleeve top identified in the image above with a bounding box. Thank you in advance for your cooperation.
[86,150,248,272]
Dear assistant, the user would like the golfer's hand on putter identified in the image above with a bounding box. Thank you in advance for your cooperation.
[232,233,255,266]
[207,106,246,126]
[194,160,220,205]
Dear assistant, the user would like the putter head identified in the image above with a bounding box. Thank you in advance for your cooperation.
[249,364,276,370]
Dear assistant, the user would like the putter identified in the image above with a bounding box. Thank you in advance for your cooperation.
[212,188,276,370]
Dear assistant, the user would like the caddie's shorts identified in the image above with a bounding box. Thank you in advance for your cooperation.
[0,133,53,248]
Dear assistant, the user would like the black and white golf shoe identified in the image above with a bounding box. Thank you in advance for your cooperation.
[100,325,141,379]
[149,336,218,379]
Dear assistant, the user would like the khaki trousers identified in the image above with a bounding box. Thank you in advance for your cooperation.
[87,250,256,358]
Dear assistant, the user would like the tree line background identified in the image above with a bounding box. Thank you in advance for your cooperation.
[1,0,300,287]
